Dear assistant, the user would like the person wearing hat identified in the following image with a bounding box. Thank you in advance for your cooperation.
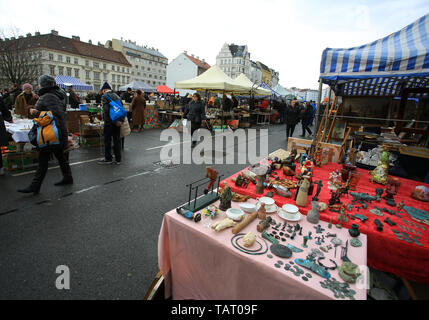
[98,82,123,164]
[14,83,39,118]
[17,75,72,194]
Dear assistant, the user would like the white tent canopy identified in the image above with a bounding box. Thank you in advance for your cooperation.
[231,74,272,96]
[273,84,293,97]
[175,65,247,92]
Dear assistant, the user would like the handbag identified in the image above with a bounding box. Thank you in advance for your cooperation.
[120,117,131,137]
[105,94,127,123]
[28,123,38,147]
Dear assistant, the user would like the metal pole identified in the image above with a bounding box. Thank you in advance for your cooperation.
[314,78,323,142]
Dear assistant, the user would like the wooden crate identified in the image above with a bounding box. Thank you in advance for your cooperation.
[287,137,342,163]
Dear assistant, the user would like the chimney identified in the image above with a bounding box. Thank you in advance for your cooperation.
[88,39,92,44]
[51,29,58,36]
[191,54,194,57]
[11,37,16,40]
[72,35,80,41]
[18,36,23,39]
[26,33,32,37]
[35,31,40,36]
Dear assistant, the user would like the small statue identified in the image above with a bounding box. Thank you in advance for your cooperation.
[328,217,333,229]
[314,143,322,167]
[336,208,348,229]
[211,218,236,232]
[243,232,256,247]
[370,147,390,185]
[204,167,218,194]
[299,159,314,178]
[397,200,405,211]
[328,170,342,191]
[383,177,401,204]
[219,183,233,211]
[257,202,267,220]
[375,188,384,202]
[312,180,323,201]
[302,236,309,248]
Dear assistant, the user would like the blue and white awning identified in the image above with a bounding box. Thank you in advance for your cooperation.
[55,76,94,91]
[320,14,429,97]
[259,82,281,97]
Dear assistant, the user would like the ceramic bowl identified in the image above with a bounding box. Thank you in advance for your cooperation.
[226,208,245,221]
[239,203,257,213]
[282,204,299,214]
[257,197,275,206]
[278,209,302,222]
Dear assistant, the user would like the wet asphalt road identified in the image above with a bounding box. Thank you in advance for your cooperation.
[0,123,306,299]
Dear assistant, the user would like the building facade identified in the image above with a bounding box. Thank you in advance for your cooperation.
[0,30,132,92]
[167,51,210,96]
[249,61,262,84]
[107,39,168,88]
[216,43,251,79]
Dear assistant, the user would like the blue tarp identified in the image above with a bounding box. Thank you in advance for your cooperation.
[259,82,281,97]
[55,76,93,91]
[319,14,429,97]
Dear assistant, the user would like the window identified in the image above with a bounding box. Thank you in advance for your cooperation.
[49,53,54,61]
[74,58,78,64]
[58,55,63,62]
[103,73,107,80]
[149,74,152,78]
[86,71,90,79]
[93,62,99,69]
[147,67,151,71]
[67,67,72,76]
[112,65,115,71]
[94,72,100,80]
[135,65,139,69]
[122,76,125,83]
[85,60,89,67]
[143,73,147,77]
[137,72,141,76]
[112,74,115,82]
[58,66,64,75]
[103,63,107,69]
[74,69,79,78]
[66,56,71,63]
[122,67,125,72]
[49,65,55,75]
[141,67,145,71]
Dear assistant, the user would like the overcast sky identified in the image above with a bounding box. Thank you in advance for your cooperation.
[1,0,428,90]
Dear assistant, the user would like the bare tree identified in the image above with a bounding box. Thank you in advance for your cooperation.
[0,27,42,89]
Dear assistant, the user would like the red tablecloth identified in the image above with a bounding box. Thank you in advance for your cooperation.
[221,162,429,283]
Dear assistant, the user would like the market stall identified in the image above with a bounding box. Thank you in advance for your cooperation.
[219,152,429,284]
[119,80,156,93]
[314,13,429,181]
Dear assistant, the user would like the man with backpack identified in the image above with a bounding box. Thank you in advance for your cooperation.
[98,82,124,165]
[17,75,73,195]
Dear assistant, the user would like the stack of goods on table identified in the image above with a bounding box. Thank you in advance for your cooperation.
[217,146,429,283]
[1,141,39,171]
[79,115,104,147]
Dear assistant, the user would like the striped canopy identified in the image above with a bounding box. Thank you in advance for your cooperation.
[320,14,429,97]
[259,82,281,97]
[55,76,93,91]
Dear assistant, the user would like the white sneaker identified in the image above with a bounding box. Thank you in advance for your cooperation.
[0,167,5,176]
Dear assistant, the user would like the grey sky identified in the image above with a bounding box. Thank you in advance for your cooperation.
[1,0,428,89]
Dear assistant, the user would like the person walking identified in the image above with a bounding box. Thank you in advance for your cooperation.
[300,102,313,137]
[183,92,206,148]
[130,89,146,132]
[0,96,12,176]
[14,83,39,118]
[98,82,123,165]
[285,101,300,139]
[17,75,72,194]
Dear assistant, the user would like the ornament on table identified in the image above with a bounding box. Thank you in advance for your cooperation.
[328,170,342,191]
[348,170,361,191]
[307,201,320,224]
[211,218,237,232]
[243,232,256,247]
[411,185,429,202]
[219,182,233,211]
[296,177,310,207]
[339,261,361,284]
[336,208,348,228]
[312,180,323,201]
[383,176,401,206]
[318,202,328,212]
[370,147,390,185]
[341,163,357,183]
[321,148,329,165]
[257,202,267,220]
[299,158,314,178]
[202,205,219,219]
[313,143,323,167]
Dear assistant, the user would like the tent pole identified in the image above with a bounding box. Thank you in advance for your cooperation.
[314,78,323,143]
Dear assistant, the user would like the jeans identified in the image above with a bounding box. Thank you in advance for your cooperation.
[31,146,72,188]
[104,125,121,162]
[191,122,201,142]
[301,120,312,136]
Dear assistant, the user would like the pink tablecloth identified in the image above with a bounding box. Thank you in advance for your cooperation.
[158,198,367,300]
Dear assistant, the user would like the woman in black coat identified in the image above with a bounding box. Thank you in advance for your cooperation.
[285,102,300,139]
[183,92,206,147]
[0,96,12,175]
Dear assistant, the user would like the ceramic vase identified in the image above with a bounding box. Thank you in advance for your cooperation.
[349,224,360,237]
[296,178,310,207]
[306,201,320,224]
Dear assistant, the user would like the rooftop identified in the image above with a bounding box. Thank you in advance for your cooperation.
[185,53,210,70]
[117,39,167,59]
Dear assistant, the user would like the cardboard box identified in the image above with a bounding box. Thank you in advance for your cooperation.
[287,137,342,163]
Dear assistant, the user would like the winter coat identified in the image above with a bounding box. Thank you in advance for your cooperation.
[285,104,300,125]
[67,90,80,108]
[34,86,68,148]
[302,105,313,123]
[0,97,12,146]
[183,100,206,124]
[14,92,39,118]
[130,95,146,126]
[121,92,133,103]
[101,91,122,127]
